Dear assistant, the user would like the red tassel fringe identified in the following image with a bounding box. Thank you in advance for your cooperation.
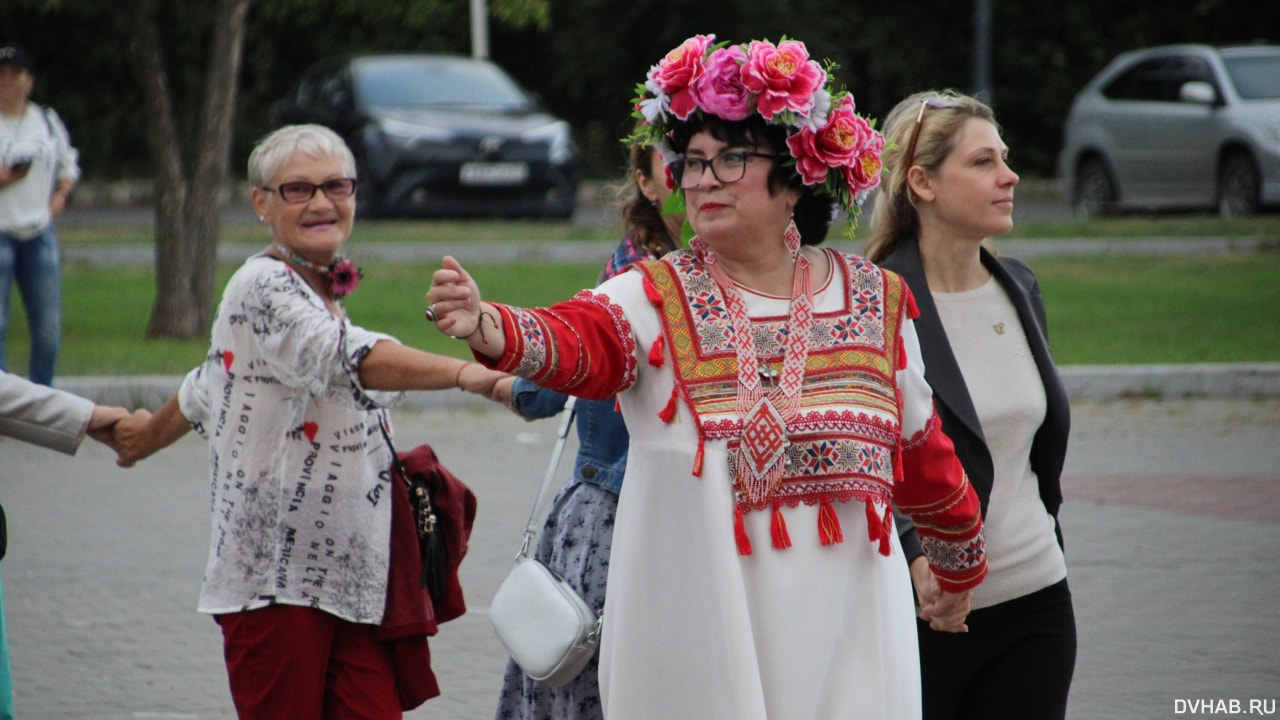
[648,335,665,367]
[865,500,880,545]
[657,386,679,423]
[771,505,792,549]
[878,505,893,556]
[734,506,753,556]
[818,499,844,546]
[865,501,893,556]
[643,276,663,306]
[906,287,920,320]
[692,436,705,477]
[897,335,908,370]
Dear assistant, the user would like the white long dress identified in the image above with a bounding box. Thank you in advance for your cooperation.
[487,248,986,720]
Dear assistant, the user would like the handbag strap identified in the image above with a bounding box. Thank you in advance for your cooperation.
[377,412,434,525]
[516,395,577,561]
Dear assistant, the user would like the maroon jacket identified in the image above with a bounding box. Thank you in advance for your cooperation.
[378,443,478,709]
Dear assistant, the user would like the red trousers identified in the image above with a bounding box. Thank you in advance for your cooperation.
[216,604,402,720]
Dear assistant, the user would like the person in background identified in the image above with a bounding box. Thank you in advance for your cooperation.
[867,89,1075,720]
[426,35,987,720]
[488,139,682,720]
[112,124,498,720]
[0,45,78,385]
[0,370,136,720]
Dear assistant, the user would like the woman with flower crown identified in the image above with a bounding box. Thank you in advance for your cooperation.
[427,36,988,719]
[113,124,500,719]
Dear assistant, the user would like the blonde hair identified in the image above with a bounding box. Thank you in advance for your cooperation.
[865,90,997,263]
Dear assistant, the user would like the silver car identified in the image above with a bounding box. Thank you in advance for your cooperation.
[1059,44,1280,217]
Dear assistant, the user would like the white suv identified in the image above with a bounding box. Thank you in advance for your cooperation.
[1058,44,1280,217]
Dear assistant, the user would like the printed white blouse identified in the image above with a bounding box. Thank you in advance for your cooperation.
[178,255,404,624]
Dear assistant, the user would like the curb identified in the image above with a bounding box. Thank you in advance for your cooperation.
[53,362,1280,412]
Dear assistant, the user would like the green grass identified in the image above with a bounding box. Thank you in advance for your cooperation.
[57,211,1280,247]
[4,260,602,376]
[1035,253,1280,364]
[1007,214,1280,241]
[5,215,1280,376]
[57,218,619,247]
[6,251,1278,376]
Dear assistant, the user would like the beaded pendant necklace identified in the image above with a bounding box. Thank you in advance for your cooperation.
[691,220,813,506]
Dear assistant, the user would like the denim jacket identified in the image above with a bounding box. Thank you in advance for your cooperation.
[510,377,628,494]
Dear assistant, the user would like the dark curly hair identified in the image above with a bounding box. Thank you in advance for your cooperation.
[666,114,834,246]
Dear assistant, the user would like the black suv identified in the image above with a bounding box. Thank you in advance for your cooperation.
[272,54,579,219]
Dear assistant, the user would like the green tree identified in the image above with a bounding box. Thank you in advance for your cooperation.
[3,0,547,340]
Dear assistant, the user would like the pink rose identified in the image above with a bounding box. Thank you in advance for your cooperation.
[785,95,870,186]
[741,39,826,120]
[690,45,752,121]
[785,130,832,186]
[843,130,886,196]
[650,34,715,120]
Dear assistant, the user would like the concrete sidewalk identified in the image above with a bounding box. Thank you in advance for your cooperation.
[2,396,1278,719]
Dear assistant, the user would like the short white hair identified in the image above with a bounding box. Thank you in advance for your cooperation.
[247,124,356,187]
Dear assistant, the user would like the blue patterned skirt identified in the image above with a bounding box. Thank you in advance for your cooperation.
[494,478,617,720]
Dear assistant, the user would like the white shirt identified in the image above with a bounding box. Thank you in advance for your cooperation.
[0,102,79,238]
[178,255,405,623]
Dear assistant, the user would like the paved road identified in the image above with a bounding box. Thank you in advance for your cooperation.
[3,396,1278,720]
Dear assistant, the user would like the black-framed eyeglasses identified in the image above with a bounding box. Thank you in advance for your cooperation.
[262,178,358,204]
[669,150,776,190]
[902,97,959,170]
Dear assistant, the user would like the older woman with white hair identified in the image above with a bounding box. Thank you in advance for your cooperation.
[115,124,494,719]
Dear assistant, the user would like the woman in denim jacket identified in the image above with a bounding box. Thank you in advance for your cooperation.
[491,142,681,720]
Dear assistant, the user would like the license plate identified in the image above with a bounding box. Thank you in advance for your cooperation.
[459,162,529,186]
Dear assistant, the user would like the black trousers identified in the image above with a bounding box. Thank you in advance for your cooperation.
[917,579,1077,720]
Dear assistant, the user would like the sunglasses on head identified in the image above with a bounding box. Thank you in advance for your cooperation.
[902,97,960,170]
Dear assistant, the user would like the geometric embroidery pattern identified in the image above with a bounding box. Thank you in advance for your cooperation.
[636,249,910,513]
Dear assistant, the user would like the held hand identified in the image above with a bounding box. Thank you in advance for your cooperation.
[86,404,132,449]
[425,255,482,339]
[456,363,506,399]
[908,556,942,609]
[920,589,973,633]
[491,376,517,410]
[113,409,159,468]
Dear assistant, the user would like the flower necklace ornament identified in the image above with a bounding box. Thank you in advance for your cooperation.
[630,34,885,237]
[272,241,364,298]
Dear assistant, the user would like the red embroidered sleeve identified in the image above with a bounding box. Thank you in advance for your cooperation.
[480,291,638,400]
[894,412,988,593]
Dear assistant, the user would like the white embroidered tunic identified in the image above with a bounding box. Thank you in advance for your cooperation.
[483,248,986,720]
[178,255,404,624]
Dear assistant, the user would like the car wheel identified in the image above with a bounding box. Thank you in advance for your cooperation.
[1218,152,1260,218]
[1074,158,1116,219]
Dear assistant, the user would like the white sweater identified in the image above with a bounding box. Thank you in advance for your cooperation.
[933,277,1067,609]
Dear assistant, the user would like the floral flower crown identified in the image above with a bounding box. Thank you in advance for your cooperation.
[630,34,885,233]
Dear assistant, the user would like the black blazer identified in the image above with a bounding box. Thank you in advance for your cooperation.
[880,239,1071,561]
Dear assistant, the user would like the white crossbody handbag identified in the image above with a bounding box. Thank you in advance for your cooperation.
[489,397,604,687]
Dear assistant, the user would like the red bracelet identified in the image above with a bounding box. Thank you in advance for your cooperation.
[454,362,469,388]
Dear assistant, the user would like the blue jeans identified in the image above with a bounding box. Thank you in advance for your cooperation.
[0,568,13,720]
[0,227,62,385]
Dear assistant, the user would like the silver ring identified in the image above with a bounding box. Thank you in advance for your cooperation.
[424,304,438,322]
